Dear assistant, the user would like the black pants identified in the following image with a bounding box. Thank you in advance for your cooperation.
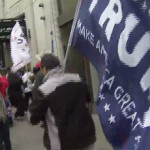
[24,92,32,111]
[0,121,12,150]
[15,98,25,118]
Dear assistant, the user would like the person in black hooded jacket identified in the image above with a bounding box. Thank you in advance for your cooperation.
[7,72,25,118]
[30,54,96,150]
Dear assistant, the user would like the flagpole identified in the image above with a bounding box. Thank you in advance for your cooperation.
[62,0,82,72]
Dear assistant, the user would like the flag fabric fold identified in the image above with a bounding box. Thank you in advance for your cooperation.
[10,22,31,72]
[70,0,150,149]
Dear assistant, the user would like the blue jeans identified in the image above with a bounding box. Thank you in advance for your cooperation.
[0,121,12,150]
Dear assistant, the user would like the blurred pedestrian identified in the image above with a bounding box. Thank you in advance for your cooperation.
[31,67,40,83]
[0,74,13,126]
[7,72,25,119]
[22,69,33,111]
[0,75,9,100]
[32,62,44,90]
[30,54,96,150]
[31,63,45,127]
[0,93,12,150]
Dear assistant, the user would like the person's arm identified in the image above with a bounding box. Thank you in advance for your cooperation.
[29,89,48,125]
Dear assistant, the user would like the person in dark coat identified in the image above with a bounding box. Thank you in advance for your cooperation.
[7,72,25,118]
[30,54,96,150]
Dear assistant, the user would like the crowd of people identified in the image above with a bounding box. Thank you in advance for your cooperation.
[0,53,96,150]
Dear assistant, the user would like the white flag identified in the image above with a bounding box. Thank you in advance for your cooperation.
[10,22,31,72]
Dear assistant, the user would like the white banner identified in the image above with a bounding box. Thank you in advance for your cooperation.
[10,22,31,72]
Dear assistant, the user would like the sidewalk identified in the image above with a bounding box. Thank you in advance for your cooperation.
[10,118,45,150]
[92,114,112,150]
[10,114,112,150]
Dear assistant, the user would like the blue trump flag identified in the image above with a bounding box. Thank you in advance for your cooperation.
[70,0,150,150]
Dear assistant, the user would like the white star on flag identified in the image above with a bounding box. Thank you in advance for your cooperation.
[104,103,110,112]
[99,94,105,100]
[135,136,141,143]
[108,114,116,124]
[100,83,104,90]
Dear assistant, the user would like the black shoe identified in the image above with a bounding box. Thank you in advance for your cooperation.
[15,114,24,120]
[40,123,45,128]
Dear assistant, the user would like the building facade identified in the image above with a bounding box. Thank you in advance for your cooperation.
[0,0,64,67]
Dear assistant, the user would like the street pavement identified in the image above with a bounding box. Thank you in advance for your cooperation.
[10,117,45,150]
[92,114,112,150]
[10,114,112,150]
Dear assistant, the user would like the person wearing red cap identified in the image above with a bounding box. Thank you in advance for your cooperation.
[0,76,12,150]
[32,62,44,90]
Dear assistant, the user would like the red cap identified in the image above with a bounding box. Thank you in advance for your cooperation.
[35,62,41,68]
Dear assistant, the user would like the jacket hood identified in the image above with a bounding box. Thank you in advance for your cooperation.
[39,67,81,97]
